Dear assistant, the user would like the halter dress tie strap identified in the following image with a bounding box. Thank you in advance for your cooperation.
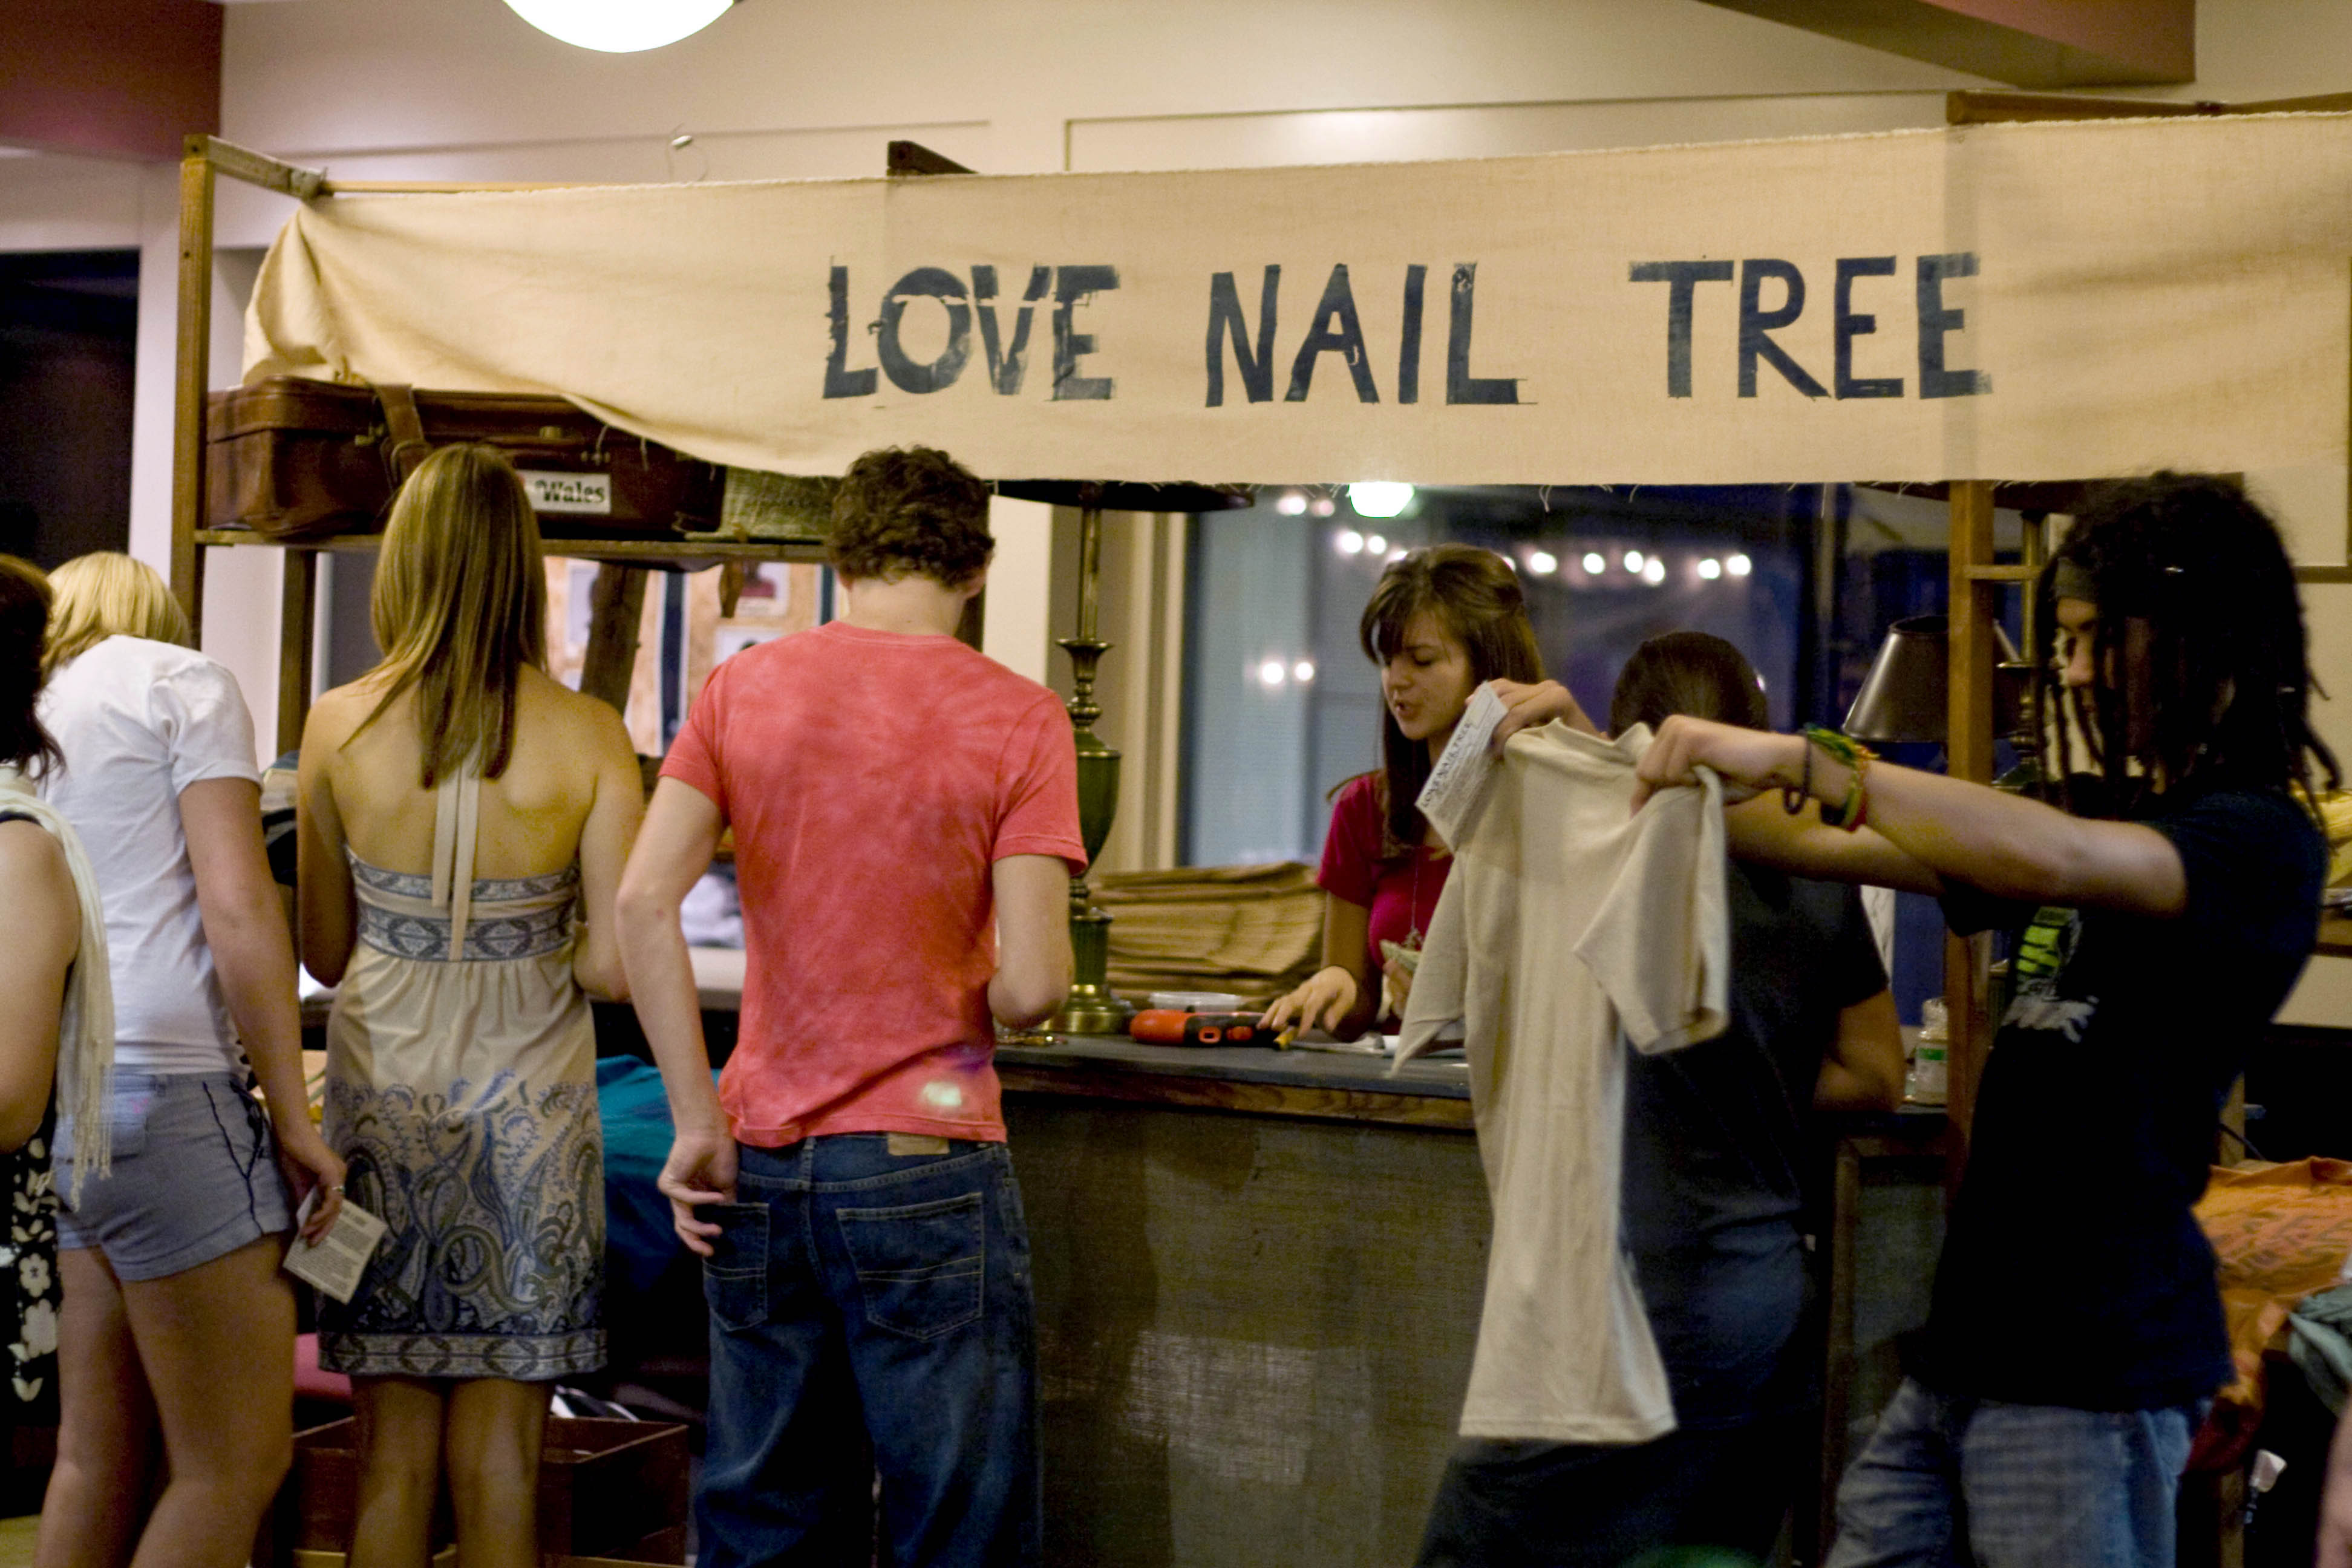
[427,766,482,962]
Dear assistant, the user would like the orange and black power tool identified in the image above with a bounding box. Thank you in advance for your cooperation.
[1129,1009,1265,1047]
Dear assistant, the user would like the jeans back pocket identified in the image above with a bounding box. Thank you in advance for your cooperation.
[837,1192,984,1341]
[701,1202,771,1332]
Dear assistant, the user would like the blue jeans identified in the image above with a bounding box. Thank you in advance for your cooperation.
[697,1135,1040,1568]
[1825,1378,2202,1568]
[1416,1414,1803,1567]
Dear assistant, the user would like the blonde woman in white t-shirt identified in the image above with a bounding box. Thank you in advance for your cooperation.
[33,552,345,1568]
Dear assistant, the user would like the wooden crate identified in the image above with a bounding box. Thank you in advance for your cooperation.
[261,1416,687,1566]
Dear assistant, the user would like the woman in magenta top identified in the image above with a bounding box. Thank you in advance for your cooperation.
[1263,544,1593,1039]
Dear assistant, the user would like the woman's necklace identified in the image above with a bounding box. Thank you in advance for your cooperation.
[1407,848,1425,950]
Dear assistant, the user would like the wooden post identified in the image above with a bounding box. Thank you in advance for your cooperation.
[275,550,317,757]
[579,564,650,714]
[1944,480,1999,1157]
[172,136,216,635]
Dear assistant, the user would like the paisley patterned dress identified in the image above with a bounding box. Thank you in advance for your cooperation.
[318,767,603,1380]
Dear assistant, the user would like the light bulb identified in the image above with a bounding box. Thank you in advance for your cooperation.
[1275,492,1308,517]
[1727,553,1753,577]
[1257,660,1287,687]
[1623,550,1644,573]
[1337,530,1365,556]
[1293,661,1317,683]
[503,0,733,52]
[1642,558,1667,585]
[1350,482,1415,518]
[1698,558,1722,580]
[1365,535,1388,555]
[1583,552,1606,574]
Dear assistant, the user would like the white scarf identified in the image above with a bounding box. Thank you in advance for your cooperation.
[0,766,112,1198]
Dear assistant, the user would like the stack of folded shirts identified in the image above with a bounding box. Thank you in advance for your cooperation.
[1096,862,1323,1005]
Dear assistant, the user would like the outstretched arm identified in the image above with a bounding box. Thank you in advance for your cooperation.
[614,778,731,1255]
[1636,717,2186,917]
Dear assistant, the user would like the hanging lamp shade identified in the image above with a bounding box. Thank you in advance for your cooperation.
[1846,613,2030,745]
[503,0,734,53]
[1846,615,1951,744]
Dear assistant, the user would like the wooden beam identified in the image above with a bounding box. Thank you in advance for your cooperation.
[579,566,650,714]
[1947,88,2209,123]
[1949,87,2352,126]
[319,180,598,194]
[171,141,214,636]
[195,137,326,201]
[1944,480,1999,1160]
[275,552,318,758]
[886,140,975,177]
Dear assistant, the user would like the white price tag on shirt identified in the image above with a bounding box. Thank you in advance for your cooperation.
[1415,682,1509,849]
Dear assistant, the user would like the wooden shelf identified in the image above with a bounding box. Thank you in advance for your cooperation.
[195,529,830,566]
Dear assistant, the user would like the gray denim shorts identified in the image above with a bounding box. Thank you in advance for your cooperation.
[54,1071,293,1281]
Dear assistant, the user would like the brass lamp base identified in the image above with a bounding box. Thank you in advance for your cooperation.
[1051,991,1135,1036]
[1050,907,1132,1036]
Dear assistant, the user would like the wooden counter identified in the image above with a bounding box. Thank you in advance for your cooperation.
[998,1041,1485,1568]
[998,1034,1472,1131]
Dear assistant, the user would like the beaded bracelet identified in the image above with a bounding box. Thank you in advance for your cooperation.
[1802,725,1875,831]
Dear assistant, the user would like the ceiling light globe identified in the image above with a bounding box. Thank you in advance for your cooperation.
[504,0,734,52]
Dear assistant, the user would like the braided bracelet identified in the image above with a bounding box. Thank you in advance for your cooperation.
[1801,725,1875,831]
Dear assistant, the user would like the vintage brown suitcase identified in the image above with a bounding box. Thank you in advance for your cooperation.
[206,377,723,541]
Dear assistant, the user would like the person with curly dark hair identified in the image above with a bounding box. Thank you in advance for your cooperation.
[1630,474,2333,1568]
[825,445,996,588]
[617,443,1082,1567]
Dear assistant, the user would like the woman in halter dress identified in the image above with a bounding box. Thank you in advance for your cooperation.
[298,445,644,1568]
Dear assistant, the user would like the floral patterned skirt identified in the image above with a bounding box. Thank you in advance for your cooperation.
[318,946,604,1382]
[0,1117,60,1420]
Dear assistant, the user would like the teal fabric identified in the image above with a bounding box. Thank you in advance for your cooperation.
[2288,1280,2352,1416]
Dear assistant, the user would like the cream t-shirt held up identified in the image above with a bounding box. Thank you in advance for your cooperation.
[1400,722,1728,1444]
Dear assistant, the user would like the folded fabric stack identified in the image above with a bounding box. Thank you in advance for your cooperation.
[1096,862,1323,1006]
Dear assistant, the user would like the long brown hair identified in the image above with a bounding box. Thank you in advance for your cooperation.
[1609,631,1769,736]
[353,445,548,786]
[1357,543,1544,852]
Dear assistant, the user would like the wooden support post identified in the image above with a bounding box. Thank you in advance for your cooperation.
[276,550,317,757]
[1815,1134,1864,1559]
[1944,480,1999,1157]
[580,564,650,714]
[171,137,216,635]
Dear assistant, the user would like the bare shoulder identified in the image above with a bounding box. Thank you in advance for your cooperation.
[523,668,637,760]
[0,818,73,901]
[302,676,390,750]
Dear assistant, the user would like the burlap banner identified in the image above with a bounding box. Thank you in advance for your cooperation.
[246,111,2352,487]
